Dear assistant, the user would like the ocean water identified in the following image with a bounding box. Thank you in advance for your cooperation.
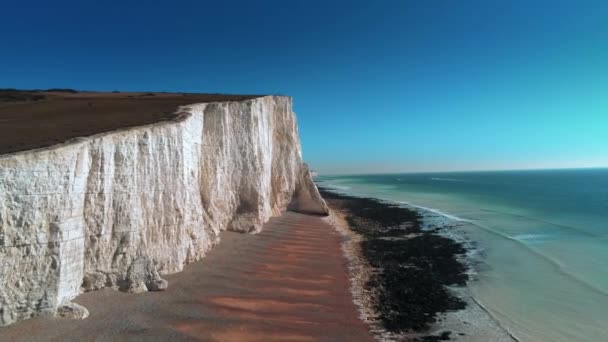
[316,168,608,342]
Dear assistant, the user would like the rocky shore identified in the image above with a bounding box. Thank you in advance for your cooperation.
[320,187,470,341]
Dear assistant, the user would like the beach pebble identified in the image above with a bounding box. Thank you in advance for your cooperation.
[147,279,168,291]
[56,302,89,320]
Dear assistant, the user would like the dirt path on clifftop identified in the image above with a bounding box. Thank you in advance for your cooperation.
[0,211,372,342]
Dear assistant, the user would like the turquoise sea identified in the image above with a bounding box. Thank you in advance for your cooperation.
[316,168,608,342]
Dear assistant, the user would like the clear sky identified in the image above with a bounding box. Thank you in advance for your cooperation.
[1,1,607,174]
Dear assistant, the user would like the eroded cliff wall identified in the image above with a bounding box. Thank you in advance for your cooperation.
[0,96,328,326]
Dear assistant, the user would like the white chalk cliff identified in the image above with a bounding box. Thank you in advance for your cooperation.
[0,96,328,326]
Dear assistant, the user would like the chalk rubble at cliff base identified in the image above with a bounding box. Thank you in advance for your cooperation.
[0,96,328,326]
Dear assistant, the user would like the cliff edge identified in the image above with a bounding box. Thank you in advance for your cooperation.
[0,95,328,326]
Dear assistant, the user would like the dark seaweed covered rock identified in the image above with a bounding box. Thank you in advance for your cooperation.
[321,189,421,231]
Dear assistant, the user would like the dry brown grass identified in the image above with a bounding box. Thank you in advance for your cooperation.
[0,90,261,155]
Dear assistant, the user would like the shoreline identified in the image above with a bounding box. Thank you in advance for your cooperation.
[418,210,518,342]
[319,186,516,341]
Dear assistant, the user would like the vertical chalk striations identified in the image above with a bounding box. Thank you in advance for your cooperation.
[0,96,327,326]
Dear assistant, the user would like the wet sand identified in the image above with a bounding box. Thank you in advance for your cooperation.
[0,211,372,342]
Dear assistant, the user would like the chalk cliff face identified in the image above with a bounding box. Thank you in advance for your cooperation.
[0,96,328,326]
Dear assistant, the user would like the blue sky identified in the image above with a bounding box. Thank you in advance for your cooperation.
[1,1,607,174]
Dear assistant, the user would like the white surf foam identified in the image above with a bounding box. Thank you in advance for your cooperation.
[397,201,472,222]
[430,177,467,182]
[323,184,352,191]
[512,233,548,242]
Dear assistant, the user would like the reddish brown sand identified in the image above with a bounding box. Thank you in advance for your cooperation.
[0,211,372,342]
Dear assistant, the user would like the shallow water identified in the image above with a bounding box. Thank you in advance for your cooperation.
[316,168,608,342]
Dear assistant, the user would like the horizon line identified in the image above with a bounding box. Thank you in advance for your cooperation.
[315,165,608,177]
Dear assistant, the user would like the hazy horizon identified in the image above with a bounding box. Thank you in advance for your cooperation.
[1,0,606,173]
[317,165,608,177]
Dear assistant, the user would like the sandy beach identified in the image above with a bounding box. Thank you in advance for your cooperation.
[0,210,371,342]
